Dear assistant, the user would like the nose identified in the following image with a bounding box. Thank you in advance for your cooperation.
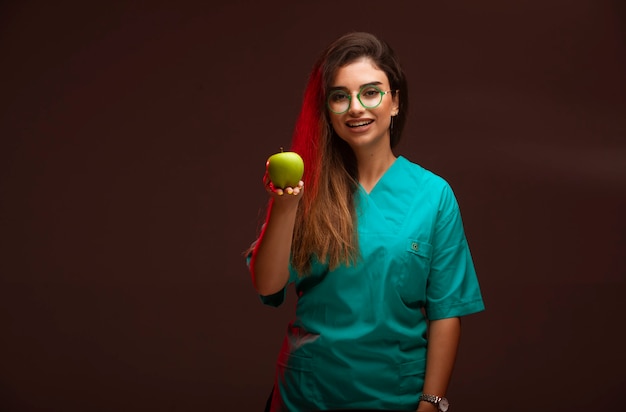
[347,91,364,115]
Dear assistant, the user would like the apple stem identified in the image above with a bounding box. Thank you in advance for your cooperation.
[280,147,284,152]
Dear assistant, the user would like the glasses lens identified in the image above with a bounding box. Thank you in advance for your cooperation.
[359,86,383,108]
[328,90,350,113]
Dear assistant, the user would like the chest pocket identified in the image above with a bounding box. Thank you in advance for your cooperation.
[407,240,432,259]
[395,239,432,306]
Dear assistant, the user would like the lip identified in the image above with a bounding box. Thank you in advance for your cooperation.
[345,118,374,131]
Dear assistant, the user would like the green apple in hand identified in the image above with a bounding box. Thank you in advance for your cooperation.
[266,150,304,189]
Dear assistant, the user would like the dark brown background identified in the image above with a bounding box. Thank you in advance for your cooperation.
[1,1,625,411]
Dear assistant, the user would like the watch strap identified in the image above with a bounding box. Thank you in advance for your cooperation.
[419,393,449,411]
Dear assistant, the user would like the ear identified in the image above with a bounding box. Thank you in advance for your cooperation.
[391,91,400,116]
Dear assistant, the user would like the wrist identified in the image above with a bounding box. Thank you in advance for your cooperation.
[417,400,439,412]
[418,394,449,412]
[268,196,299,215]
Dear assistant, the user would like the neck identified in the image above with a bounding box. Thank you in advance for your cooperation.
[356,148,397,193]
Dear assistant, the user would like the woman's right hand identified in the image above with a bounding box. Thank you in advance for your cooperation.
[250,172,304,296]
[263,169,304,199]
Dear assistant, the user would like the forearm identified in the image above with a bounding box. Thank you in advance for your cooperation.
[417,317,461,412]
[249,198,298,295]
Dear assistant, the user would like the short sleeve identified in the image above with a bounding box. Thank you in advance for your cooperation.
[425,184,485,320]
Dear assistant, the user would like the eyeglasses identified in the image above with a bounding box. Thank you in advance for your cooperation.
[327,85,395,114]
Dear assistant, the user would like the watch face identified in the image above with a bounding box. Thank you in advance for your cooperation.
[439,398,450,412]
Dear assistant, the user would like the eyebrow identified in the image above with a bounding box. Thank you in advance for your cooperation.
[329,81,383,91]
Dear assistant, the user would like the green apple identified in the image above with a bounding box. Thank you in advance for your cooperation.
[266,150,304,189]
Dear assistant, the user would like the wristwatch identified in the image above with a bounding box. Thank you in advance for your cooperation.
[419,393,450,411]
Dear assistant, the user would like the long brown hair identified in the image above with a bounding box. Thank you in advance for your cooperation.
[290,32,409,275]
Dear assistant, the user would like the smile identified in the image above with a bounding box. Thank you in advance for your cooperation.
[347,120,373,128]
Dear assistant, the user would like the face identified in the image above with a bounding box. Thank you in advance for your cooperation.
[327,58,399,153]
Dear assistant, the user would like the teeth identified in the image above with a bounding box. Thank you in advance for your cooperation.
[348,120,373,127]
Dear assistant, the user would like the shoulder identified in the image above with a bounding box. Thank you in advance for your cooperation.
[397,156,452,192]
[397,156,459,213]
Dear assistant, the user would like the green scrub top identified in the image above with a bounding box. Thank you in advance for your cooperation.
[259,156,485,411]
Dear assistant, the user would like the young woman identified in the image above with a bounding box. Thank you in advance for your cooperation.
[247,31,484,412]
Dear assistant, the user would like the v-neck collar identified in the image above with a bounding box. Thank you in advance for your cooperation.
[355,156,417,234]
[357,156,404,196]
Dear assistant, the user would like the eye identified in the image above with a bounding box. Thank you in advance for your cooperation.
[361,87,380,98]
[329,91,349,102]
